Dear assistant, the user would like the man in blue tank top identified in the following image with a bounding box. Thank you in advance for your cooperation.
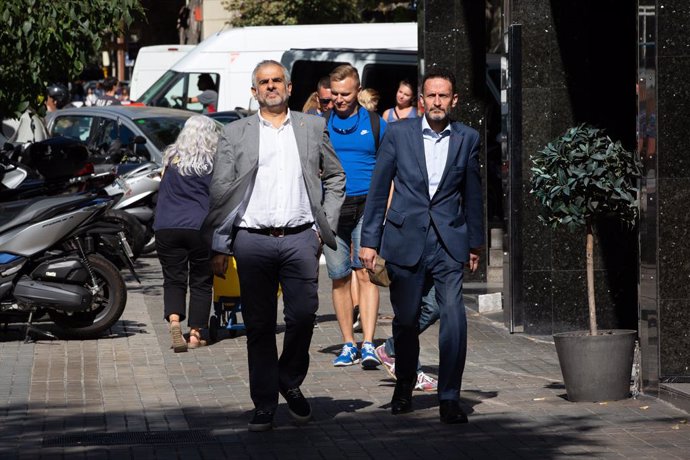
[324,64,387,370]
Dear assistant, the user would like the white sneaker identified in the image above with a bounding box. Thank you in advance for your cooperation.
[415,372,438,392]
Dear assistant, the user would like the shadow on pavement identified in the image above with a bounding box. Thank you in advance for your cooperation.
[0,401,621,458]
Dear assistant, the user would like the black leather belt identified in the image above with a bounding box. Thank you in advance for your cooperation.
[242,222,313,238]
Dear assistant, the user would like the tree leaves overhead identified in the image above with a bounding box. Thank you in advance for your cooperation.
[0,0,143,119]
[222,0,361,26]
[529,125,643,232]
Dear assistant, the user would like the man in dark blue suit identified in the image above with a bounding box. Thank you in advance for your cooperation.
[359,67,483,424]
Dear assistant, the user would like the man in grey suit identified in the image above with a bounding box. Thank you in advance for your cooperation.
[360,67,483,424]
[204,60,345,432]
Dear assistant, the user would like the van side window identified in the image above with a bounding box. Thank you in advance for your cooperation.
[361,64,418,114]
[288,60,346,111]
[152,72,220,114]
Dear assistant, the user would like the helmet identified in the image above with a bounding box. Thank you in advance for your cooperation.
[47,83,70,108]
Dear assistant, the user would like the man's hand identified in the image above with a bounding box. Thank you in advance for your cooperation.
[211,254,229,278]
[468,248,481,273]
[359,247,378,271]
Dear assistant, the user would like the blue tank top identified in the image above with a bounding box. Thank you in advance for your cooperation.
[386,106,418,122]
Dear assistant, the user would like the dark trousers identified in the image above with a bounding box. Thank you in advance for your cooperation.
[384,284,440,372]
[386,225,468,401]
[232,227,320,412]
[155,228,213,328]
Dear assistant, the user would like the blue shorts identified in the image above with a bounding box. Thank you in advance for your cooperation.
[323,215,364,280]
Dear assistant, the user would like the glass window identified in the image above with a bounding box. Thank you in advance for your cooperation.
[51,116,95,142]
[361,63,417,115]
[133,116,191,151]
[139,71,220,113]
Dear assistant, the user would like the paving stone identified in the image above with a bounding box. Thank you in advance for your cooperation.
[0,256,688,458]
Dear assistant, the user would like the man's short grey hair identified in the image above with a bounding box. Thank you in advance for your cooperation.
[251,60,291,88]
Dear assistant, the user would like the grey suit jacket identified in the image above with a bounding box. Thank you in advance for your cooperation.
[202,111,346,252]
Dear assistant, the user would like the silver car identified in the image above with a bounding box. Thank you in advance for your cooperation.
[46,106,196,165]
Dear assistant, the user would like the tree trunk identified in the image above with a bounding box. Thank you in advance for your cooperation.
[586,219,597,335]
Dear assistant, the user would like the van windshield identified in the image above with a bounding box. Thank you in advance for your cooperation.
[138,70,179,104]
[137,70,220,114]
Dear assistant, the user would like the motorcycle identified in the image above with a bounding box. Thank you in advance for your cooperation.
[0,168,135,340]
[1,139,148,264]
[104,161,161,256]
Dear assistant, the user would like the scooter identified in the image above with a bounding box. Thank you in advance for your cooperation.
[0,140,147,264]
[104,161,162,256]
[0,191,134,341]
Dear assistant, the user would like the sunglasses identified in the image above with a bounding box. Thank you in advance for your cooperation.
[319,98,332,104]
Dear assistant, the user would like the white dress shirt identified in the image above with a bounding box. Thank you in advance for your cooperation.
[237,110,314,228]
[421,116,451,198]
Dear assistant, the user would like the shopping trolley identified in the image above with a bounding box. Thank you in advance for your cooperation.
[210,256,244,342]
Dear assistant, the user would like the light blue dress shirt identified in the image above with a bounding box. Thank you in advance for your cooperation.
[421,116,451,198]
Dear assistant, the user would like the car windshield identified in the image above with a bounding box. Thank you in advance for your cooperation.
[133,116,191,151]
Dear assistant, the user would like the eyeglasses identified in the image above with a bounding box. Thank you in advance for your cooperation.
[319,98,332,105]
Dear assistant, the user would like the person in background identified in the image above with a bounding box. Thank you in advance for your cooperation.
[358,88,380,112]
[119,86,131,105]
[154,115,219,353]
[45,83,72,112]
[382,79,417,122]
[95,77,122,106]
[302,91,320,114]
[305,75,333,116]
[85,86,99,107]
[189,73,218,113]
[325,64,386,369]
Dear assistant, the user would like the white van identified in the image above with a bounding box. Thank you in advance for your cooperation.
[136,22,417,112]
[281,48,418,113]
[129,45,196,100]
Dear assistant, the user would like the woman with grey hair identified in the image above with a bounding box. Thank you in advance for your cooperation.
[154,115,219,352]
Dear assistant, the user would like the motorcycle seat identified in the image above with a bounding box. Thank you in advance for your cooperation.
[0,195,95,234]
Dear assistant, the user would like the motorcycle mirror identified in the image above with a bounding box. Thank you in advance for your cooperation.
[133,136,147,145]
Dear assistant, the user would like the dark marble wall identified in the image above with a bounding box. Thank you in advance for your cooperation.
[507,0,639,335]
[648,0,690,380]
[420,0,690,387]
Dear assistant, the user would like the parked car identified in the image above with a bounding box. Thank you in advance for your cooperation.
[207,109,249,125]
[45,106,196,166]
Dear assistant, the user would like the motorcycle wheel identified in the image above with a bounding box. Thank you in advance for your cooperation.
[103,209,146,260]
[48,254,127,339]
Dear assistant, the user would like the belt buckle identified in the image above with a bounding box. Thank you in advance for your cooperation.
[269,227,285,238]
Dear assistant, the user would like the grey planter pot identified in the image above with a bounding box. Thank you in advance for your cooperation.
[553,329,637,402]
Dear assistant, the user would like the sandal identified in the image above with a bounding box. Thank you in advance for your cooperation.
[188,329,208,349]
[170,321,188,353]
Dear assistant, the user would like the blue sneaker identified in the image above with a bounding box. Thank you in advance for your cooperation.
[360,341,381,369]
[333,342,359,367]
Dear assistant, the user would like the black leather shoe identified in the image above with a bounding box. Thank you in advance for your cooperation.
[248,409,274,432]
[391,379,414,415]
[439,400,468,424]
[280,387,312,424]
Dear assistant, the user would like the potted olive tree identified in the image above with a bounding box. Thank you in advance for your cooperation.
[530,124,642,402]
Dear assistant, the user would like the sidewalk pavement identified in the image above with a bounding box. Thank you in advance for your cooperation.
[0,254,688,459]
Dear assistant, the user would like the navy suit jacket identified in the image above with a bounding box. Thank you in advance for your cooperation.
[361,117,483,267]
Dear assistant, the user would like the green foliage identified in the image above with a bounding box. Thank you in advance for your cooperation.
[0,0,143,118]
[222,0,361,26]
[530,125,642,232]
